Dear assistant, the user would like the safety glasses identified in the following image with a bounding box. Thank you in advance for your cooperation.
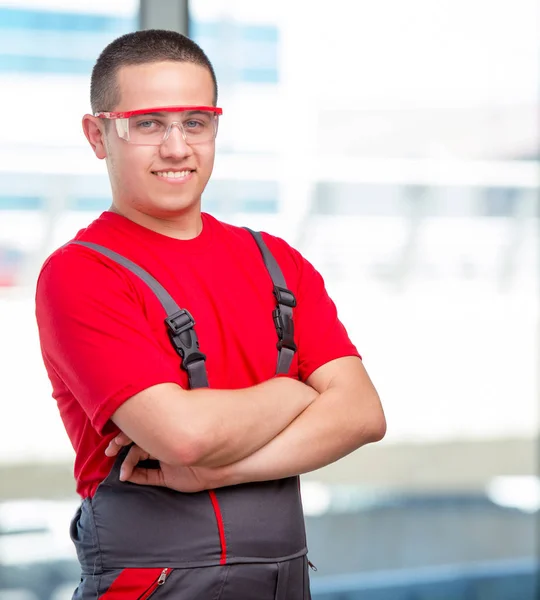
[94,106,223,146]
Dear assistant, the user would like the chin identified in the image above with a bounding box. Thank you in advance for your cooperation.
[147,197,200,217]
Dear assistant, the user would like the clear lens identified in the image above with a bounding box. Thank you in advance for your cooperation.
[116,110,219,146]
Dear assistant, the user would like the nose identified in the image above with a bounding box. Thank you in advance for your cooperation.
[159,122,193,159]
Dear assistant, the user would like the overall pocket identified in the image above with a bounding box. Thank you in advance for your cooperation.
[98,567,173,599]
[137,568,172,600]
[99,565,229,599]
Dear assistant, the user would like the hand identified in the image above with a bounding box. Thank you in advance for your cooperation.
[105,432,224,493]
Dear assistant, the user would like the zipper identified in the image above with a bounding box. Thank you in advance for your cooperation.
[138,568,172,600]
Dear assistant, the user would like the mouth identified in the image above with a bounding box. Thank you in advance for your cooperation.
[151,169,195,180]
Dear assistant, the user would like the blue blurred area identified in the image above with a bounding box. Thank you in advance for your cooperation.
[0,6,135,74]
[311,559,539,599]
[190,19,279,84]
[0,6,129,31]
[0,5,278,82]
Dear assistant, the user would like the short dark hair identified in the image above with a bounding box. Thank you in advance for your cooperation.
[90,29,218,113]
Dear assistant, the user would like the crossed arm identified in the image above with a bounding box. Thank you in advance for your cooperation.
[107,356,386,491]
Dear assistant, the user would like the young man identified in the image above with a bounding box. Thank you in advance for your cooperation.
[35,30,385,599]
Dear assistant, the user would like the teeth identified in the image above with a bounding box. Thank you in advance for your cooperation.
[155,170,191,178]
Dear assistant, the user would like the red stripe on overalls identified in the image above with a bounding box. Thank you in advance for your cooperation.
[99,568,168,599]
[208,490,227,564]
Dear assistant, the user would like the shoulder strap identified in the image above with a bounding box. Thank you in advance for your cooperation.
[69,241,209,389]
[243,228,297,375]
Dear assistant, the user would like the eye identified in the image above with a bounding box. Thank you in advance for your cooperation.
[136,120,158,129]
[184,119,205,130]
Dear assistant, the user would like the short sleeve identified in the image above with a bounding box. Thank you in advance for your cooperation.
[35,246,182,435]
[293,252,361,381]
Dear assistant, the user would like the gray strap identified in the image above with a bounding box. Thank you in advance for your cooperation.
[70,241,208,389]
[73,242,180,314]
[276,347,296,375]
[243,229,297,375]
[244,230,289,290]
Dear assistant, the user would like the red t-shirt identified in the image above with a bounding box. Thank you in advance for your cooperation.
[35,212,359,498]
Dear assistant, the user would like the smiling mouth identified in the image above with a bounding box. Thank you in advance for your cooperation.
[152,170,194,179]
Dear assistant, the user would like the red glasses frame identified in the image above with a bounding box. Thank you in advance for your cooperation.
[94,105,223,119]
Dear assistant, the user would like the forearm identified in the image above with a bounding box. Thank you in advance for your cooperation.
[187,378,319,466]
[209,385,385,484]
[114,377,318,468]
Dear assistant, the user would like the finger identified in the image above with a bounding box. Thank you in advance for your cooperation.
[120,446,148,481]
[114,432,133,446]
[104,433,133,457]
[125,468,165,487]
[104,440,122,457]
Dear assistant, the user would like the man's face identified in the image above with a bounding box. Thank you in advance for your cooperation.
[88,61,217,222]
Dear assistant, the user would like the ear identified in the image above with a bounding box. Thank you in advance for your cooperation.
[82,114,107,159]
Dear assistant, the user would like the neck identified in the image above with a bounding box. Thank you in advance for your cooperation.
[109,202,203,240]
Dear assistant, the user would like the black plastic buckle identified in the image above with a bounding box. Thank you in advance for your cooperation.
[165,309,196,336]
[165,309,206,369]
[181,349,207,368]
[273,285,296,308]
[273,307,297,352]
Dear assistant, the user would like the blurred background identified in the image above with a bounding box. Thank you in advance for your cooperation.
[0,0,538,598]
